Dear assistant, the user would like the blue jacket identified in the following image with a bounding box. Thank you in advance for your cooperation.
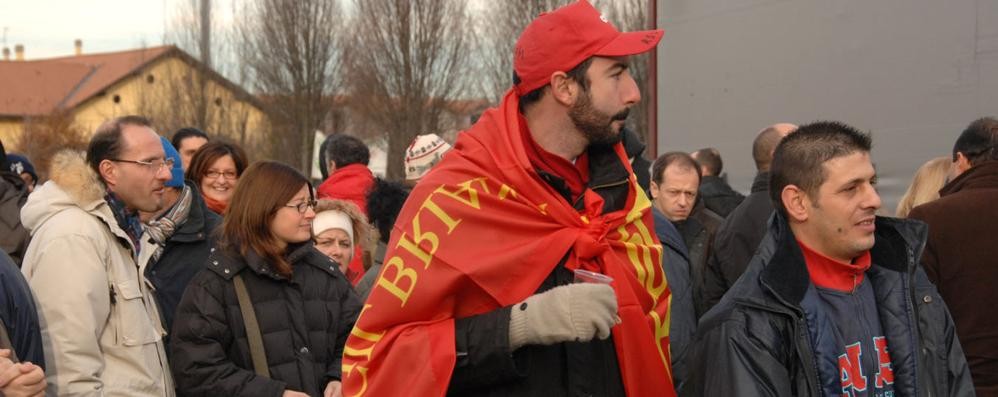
[0,250,44,367]
[652,206,695,392]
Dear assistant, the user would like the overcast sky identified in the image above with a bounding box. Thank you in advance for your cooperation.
[0,0,234,59]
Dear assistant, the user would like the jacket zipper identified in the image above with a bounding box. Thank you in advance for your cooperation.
[904,246,923,397]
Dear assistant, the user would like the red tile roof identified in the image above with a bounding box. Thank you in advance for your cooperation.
[0,46,174,117]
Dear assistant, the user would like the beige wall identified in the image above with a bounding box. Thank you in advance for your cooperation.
[0,120,23,151]
[71,56,269,149]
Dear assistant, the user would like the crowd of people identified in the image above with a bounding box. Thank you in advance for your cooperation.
[0,1,995,396]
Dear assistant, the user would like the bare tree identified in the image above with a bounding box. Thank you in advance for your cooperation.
[164,0,222,132]
[475,0,568,105]
[234,0,342,170]
[344,0,475,181]
[13,111,89,182]
[476,0,654,144]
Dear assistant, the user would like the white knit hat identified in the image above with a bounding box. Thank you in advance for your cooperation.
[405,133,452,181]
[312,210,354,241]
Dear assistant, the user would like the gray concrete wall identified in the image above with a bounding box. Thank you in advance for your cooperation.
[655,0,998,212]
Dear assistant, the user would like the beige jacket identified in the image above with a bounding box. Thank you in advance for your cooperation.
[20,151,174,397]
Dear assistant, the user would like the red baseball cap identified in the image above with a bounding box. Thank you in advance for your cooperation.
[513,0,664,96]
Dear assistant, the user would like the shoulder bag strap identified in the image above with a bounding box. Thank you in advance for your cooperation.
[233,273,269,377]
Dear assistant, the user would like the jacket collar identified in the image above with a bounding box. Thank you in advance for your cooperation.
[750,172,770,194]
[210,242,341,281]
[759,212,925,306]
[652,206,690,258]
[22,150,137,253]
[168,181,217,243]
[939,160,998,197]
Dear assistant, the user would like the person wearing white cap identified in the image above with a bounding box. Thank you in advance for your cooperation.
[404,133,452,186]
[312,199,372,280]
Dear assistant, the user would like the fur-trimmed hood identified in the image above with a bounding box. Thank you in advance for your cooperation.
[20,150,109,234]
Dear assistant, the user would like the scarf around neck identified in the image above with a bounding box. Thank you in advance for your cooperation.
[146,185,194,263]
[203,192,228,215]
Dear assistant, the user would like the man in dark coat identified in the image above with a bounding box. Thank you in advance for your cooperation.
[0,250,44,367]
[701,123,796,312]
[687,121,973,396]
[140,137,221,337]
[0,140,30,266]
[650,152,721,317]
[909,116,998,396]
[691,147,743,217]
[651,205,694,392]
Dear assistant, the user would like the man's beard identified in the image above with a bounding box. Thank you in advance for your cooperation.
[568,90,629,147]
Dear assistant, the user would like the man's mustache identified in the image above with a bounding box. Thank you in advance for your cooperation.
[612,108,630,121]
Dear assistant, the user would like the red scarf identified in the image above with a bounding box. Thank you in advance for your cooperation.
[342,90,674,396]
[203,193,228,215]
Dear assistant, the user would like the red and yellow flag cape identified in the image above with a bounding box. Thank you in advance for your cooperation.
[342,90,674,396]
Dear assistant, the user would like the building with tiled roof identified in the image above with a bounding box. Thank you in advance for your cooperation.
[0,44,269,153]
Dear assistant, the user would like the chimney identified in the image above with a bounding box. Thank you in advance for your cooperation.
[2,48,9,61]
[14,44,24,61]
[74,39,82,56]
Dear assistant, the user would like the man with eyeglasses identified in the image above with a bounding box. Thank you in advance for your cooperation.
[20,115,176,396]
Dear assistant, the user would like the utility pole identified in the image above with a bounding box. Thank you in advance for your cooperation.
[200,0,211,68]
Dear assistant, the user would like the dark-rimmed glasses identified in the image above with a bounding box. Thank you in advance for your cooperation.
[284,199,317,214]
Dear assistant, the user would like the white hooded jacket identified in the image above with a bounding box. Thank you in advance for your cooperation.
[20,150,173,396]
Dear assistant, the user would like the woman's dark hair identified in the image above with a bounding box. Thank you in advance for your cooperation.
[366,178,411,244]
[185,141,249,183]
[221,160,312,277]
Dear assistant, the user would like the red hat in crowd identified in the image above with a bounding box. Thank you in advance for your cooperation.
[513,0,664,96]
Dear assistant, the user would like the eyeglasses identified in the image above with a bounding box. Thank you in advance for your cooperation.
[284,199,317,214]
[204,170,238,180]
[111,158,175,172]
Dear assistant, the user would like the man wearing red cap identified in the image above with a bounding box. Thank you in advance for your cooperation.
[342,1,674,396]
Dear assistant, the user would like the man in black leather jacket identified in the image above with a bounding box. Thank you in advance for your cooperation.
[686,121,973,396]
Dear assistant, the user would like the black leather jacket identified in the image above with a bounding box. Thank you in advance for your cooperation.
[685,214,974,396]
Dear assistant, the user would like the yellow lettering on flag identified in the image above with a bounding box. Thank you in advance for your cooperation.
[350,309,385,343]
[343,363,370,397]
[420,198,461,233]
[498,184,517,200]
[435,177,489,209]
[376,256,418,307]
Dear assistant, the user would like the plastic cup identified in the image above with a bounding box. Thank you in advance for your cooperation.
[573,269,614,284]
[573,269,620,324]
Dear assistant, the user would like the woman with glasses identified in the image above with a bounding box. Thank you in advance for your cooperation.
[312,199,373,282]
[186,141,248,215]
[171,161,361,397]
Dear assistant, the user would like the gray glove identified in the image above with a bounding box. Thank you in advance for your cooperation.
[508,283,618,351]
